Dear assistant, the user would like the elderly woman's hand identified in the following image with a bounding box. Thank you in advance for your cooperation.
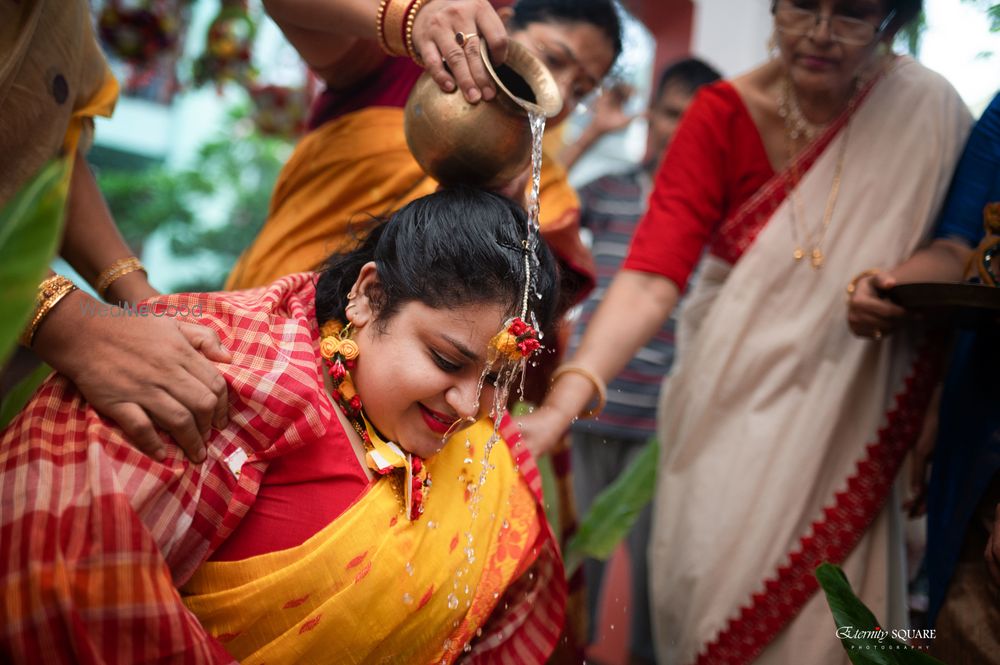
[411,0,508,104]
[847,270,907,340]
[31,292,231,463]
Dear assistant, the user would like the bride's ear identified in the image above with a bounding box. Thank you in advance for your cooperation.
[347,262,380,329]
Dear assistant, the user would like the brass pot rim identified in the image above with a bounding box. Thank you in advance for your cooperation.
[479,39,562,118]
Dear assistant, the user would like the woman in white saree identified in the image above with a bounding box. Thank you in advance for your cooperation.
[519,0,972,663]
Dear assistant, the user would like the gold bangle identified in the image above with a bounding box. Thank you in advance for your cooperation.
[845,268,882,297]
[19,275,78,347]
[404,0,428,61]
[96,257,146,300]
[550,363,607,420]
[375,0,392,55]
[381,0,410,57]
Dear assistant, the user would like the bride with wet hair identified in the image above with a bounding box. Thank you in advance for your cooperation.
[0,187,565,664]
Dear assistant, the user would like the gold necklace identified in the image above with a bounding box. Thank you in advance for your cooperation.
[780,79,853,270]
[777,79,827,141]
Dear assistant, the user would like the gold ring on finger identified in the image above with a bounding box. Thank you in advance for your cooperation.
[455,31,473,46]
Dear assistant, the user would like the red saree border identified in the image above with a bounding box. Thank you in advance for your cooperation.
[713,69,885,266]
[692,340,944,665]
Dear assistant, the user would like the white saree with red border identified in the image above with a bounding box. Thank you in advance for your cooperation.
[648,58,972,664]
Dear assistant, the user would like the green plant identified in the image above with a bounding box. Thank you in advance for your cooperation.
[0,161,69,366]
[97,106,290,293]
[563,436,659,577]
[816,563,944,665]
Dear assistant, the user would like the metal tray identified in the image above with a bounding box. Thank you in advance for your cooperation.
[886,282,1000,329]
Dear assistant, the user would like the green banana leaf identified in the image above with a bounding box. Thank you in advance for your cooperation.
[0,160,70,366]
[816,563,944,665]
[563,437,659,577]
[0,363,52,430]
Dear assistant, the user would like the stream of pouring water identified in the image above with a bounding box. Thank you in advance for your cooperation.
[422,112,550,661]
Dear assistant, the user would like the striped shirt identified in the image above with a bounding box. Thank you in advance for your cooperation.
[569,169,678,440]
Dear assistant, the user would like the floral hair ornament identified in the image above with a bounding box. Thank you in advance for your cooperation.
[490,317,541,362]
[320,318,430,520]
[489,239,543,363]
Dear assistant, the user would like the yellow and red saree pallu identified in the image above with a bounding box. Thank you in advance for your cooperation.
[225,106,593,292]
[182,419,562,664]
[0,274,565,664]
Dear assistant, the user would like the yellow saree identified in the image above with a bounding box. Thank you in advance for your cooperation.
[182,418,565,664]
[225,106,590,291]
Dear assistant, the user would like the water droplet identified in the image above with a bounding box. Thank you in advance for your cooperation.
[426,520,437,529]
[447,593,459,610]
[463,458,473,464]
[405,562,414,576]
[463,643,472,653]
[402,593,413,605]
[502,520,509,529]
[476,628,483,637]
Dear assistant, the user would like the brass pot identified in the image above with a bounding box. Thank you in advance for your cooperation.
[404,40,563,189]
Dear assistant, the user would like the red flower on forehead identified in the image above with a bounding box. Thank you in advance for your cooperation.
[517,338,541,355]
[508,318,530,337]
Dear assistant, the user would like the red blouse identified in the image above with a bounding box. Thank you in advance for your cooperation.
[308,57,422,129]
[623,81,776,292]
[211,413,370,561]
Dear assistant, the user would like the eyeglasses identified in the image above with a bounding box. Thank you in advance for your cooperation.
[773,3,896,46]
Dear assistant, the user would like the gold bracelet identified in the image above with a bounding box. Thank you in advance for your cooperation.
[19,275,78,347]
[96,256,146,300]
[550,363,607,420]
[845,268,882,297]
[375,0,392,55]
[380,0,410,57]
[378,0,429,59]
[404,0,428,61]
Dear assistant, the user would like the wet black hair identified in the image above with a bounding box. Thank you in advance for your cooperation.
[653,57,722,100]
[770,0,922,30]
[509,0,624,62]
[315,187,559,335]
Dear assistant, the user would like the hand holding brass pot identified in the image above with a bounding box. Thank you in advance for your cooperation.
[404,39,562,189]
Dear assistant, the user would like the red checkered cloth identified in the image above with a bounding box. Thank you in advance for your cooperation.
[0,273,333,663]
[0,273,566,664]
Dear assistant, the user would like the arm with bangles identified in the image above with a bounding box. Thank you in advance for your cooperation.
[516,269,679,457]
[263,0,509,103]
[25,156,231,464]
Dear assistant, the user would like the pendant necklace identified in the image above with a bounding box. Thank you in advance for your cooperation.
[780,78,852,269]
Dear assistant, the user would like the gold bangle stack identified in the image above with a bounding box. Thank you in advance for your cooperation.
[376,0,428,59]
[550,363,608,420]
[96,256,146,300]
[20,275,78,347]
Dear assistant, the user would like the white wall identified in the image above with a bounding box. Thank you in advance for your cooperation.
[691,0,772,78]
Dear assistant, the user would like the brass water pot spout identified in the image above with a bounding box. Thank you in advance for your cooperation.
[403,40,563,189]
